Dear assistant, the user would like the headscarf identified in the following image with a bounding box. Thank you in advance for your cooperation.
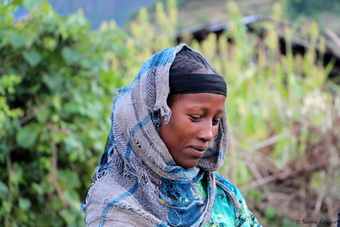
[83,44,238,227]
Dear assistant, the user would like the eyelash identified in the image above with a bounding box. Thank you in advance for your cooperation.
[212,119,220,125]
[189,115,201,122]
[189,115,220,125]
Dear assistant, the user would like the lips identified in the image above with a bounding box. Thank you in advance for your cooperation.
[190,146,207,151]
[187,146,207,157]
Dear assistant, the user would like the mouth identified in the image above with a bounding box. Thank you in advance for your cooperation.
[190,146,207,151]
[187,146,207,157]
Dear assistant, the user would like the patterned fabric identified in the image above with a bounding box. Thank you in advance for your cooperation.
[198,174,261,227]
[82,44,260,227]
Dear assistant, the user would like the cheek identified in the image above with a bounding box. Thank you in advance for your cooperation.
[159,121,178,145]
[172,118,195,137]
[160,117,193,144]
[212,126,219,137]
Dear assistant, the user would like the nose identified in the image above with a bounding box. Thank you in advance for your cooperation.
[197,120,215,143]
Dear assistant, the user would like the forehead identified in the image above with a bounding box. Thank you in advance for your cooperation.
[170,93,225,110]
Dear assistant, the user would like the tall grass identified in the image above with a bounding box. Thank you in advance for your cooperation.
[102,1,340,225]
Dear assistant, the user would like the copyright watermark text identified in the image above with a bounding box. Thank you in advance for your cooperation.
[296,219,339,225]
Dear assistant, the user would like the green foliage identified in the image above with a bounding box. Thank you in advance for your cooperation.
[0,0,129,226]
[1,0,339,226]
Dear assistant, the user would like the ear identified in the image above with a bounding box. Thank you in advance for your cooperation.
[159,111,165,126]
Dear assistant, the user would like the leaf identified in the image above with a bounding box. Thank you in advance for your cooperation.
[32,183,44,195]
[19,197,31,210]
[58,170,80,189]
[9,166,23,184]
[16,125,38,149]
[60,208,77,227]
[2,201,11,213]
[23,0,37,10]
[36,107,50,123]
[52,94,61,110]
[42,72,63,93]
[23,50,42,67]
[0,181,9,199]
[51,196,62,210]
[61,47,81,64]
[9,32,26,48]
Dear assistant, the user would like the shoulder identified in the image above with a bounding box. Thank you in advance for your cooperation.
[214,172,243,201]
[214,172,263,227]
[84,174,166,227]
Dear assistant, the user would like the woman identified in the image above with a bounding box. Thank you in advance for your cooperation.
[83,44,261,226]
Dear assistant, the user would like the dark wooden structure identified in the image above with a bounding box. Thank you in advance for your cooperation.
[176,14,340,81]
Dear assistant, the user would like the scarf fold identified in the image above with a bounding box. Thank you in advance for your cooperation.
[83,44,235,227]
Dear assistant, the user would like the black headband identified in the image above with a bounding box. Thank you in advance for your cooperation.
[169,68,227,96]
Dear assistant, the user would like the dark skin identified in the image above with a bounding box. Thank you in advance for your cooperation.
[159,93,226,169]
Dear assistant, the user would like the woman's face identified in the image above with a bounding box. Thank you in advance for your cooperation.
[160,93,226,169]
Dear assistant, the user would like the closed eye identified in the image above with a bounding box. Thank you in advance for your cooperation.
[189,115,202,122]
[212,118,221,125]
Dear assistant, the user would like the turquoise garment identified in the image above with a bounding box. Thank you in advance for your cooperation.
[198,173,262,227]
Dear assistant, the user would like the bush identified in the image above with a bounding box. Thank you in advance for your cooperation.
[0,1,128,225]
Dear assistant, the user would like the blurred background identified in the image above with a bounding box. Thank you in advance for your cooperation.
[1,0,340,226]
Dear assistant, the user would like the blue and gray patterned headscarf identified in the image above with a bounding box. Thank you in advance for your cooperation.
[83,44,238,227]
